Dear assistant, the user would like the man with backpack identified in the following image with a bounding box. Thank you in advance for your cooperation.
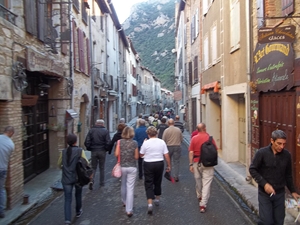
[174,115,184,133]
[188,123,218,213]
[157,117,168,139]
[151,114,160,128]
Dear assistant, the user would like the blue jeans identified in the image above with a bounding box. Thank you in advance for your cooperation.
[63,184,82,224]
[0,170,7,215]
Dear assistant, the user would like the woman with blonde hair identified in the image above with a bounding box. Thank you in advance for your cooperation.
[115,126,139,217]
[140,126,171,215]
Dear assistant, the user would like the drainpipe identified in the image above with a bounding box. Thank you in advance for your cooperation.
[88,7,94,126]
[105,14,109,129]
[246,0,253,173]
[68,0,74,109]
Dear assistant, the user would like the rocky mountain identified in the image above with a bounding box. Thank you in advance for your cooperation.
[123,0,176,90]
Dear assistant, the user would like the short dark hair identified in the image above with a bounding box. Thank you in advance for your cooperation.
[67,133,77,146]
[161,117,166,123]
[117,123,126,132]
[4,126,14,133]
[271,130,286,141]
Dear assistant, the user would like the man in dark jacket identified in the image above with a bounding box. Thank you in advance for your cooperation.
[174,115,184,133]
[134,119,148,179]
[84,119,111,190]
[249,130,300,225]
[157,117,168,139]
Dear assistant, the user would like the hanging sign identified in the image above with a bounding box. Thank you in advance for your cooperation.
[258,25,296,44]
[253,42,294,92]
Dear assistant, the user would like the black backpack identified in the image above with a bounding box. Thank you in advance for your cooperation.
[199,136,218,167]
[76,150,93,186]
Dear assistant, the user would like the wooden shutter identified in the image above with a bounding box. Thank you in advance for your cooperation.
[203,0,208,15]
[282,0,294,16]
[133,67,136,78]
[230,1,240,50]
[78,29,85,72]
[25,1,37,36]
[257,0,264,28]
[77,29,81,71]
[195,8,199,37]
[204,35,209,69]
[191,16,194,44]
[211,24,217,64]
[86,38,91,75]
[132,84,137,96]
[37,2,46,42]
[194,56,198,83]
[73,20,77,69]
[188,61,192,85]
[61,4,68,55]
[184,24,187,46]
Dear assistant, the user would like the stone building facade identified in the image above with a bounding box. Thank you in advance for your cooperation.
[0,0,163,209]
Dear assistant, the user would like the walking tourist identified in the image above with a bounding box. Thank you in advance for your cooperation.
[0,126,14,219]
[174,115,184,133]
[84,119,111,190]
[114,126,139,217]
[188,123,217,213]
[162,119,183,182]
[157,117,168,139]
[134,119,148,179]
[249,130,300,225]
[58,133,89,225]
[140,126,171,215]
[108,123,126,154]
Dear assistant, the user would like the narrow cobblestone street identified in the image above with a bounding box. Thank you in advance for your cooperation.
[28,143,256,225]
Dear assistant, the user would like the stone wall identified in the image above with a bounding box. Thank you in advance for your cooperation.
[0,100,23,208]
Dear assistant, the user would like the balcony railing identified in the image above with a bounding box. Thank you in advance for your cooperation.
[0,4,17,25]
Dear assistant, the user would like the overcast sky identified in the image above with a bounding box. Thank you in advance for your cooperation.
[112,0,147,23]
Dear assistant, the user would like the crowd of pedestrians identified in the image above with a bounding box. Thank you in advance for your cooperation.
[1,112,300,225]
[53,110,300,225]
[55,112,206,224]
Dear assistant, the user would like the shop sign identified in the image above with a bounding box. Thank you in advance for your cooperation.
[258,25,296,44]
[253,42,294,92]
[174,91,182,101]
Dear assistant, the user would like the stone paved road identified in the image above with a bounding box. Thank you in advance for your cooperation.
[29,143,255,225]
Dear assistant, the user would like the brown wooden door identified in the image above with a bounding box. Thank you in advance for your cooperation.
[259,91,297,187]
[22,100,49,183]
[22,72,49,183]
[192,98,197,131]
